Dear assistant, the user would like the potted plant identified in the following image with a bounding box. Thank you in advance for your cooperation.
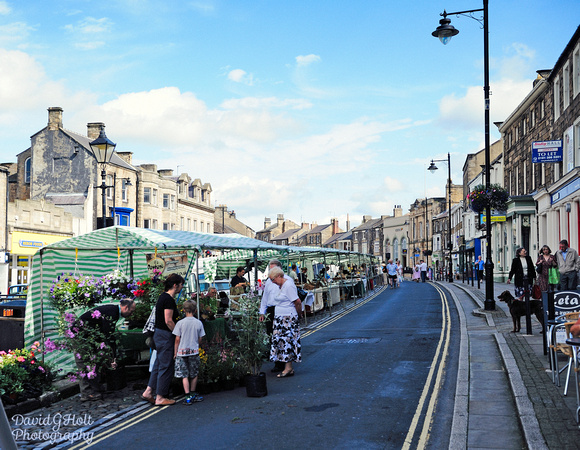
[467,183,509,213]
[231,295,270,397]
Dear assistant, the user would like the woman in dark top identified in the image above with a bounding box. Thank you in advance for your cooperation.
[141,273,185,406]
[507,247,536,298]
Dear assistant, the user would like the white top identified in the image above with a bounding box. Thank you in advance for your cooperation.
[520,256,528,273]
[260,275,291,314]
[172,317,206,356]
[289,270,298,281]
[274,278,299,318]
[386,263,398,276]
[419,262,427,271]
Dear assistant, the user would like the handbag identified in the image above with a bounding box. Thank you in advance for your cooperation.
[531,283,542,300]
[548,267,560,285]
[535,263,542,274]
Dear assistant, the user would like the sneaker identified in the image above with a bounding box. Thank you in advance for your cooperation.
[190,393,204,403]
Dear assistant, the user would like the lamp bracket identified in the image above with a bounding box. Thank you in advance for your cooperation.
[441,8,484,27]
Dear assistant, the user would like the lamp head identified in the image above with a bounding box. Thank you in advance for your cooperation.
[89,129,116,165]
[427,160,438,173]
[432,13,459,45]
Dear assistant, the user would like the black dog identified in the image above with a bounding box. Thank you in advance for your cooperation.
[498,290,544,333]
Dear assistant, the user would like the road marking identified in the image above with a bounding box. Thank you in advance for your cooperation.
[402,284,451,450]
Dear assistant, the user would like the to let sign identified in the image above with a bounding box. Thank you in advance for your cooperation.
[532,140,562,163]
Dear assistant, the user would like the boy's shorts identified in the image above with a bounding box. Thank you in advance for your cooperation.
[174,354,200,379]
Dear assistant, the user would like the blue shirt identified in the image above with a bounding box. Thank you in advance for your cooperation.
[477,259,485,270]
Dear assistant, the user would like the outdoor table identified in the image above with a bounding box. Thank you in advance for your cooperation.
[565,336,580,424]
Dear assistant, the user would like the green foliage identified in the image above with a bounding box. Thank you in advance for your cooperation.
[0,346,54,396]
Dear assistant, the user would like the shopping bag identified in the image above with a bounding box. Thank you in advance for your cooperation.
[531,284,542,299]
[548,267,560,285]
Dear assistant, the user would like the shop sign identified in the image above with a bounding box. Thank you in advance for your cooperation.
[17,257,28,267]
[532,140,562,163]
[145,250,188,278]
[480,210,507,223]
[551,177,580,205]
[19,240,44,248]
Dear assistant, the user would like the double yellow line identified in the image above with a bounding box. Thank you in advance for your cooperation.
[402,283,451,449]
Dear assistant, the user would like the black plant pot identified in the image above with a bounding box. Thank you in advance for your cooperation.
[244,372,268,397]
[105,366,127,391]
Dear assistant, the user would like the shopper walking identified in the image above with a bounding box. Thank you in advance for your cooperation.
[555,240,580,290]
[535,245,558,292]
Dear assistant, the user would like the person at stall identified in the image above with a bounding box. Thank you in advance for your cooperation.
[142,273,185,406]
[76,299,136,402]
[297,267,309,284]
[289,264,298,282]
[268,267,302,378]
[259,259,287,373]
[230,267,248,293]
[173,300,205,404]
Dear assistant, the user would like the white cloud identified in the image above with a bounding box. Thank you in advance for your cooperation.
[383,176,404,192]
[0,1,11,15]
[0,22,34,45]
[296,54,320,67]
[65,17,113,34]
[228,69,247,83]
[75,41,105,50]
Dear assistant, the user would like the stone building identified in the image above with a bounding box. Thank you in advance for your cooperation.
[214,205,255,237]
[255,214,299,242]
[409,197,446,269]
[381,206,409,267]
[351,216,383,258]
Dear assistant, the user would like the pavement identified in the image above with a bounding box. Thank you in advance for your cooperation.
[440,278,580,449]
[4,279,580,449]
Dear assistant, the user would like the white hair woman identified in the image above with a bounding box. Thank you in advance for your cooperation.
[268,267,302,377]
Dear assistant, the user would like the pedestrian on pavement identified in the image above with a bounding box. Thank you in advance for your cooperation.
[507,247,536,298]
[267,267,302,378]
[412,264,420,282]
[419,260,428,282]
[535,245,558,292]
[386,259,398,288]
[76,299,136,402]
[173,300,205,404]
[555,239,580,290]
[476,255,485,281]
[142,273,185,406]
[259,259,288,373]
[396,259,403,286]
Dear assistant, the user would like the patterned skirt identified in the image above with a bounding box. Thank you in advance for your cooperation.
[270,316,301,363]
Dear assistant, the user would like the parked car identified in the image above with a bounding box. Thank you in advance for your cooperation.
[6,284,28,299]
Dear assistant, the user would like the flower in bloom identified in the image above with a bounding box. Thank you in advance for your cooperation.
[76,353,82,360]
[17,356,25,362]
[65,329,76,339]
[99,342,107,349]
[38,366,45,373]
[64,313,76,324]
[44,339,57,352]
[69,374,77,382]
[91,310,102,319]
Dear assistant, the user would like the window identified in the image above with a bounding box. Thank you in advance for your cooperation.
[574,44,580,98]
[194,220,197,231]
[152,189,158,206]
[564,62,570,110]
[163,193,169,208]
[201,190,205,202]
[143,219,150,229]
[178,183,183,194]
[171,195,175,210]
[200,221,204,232]
[188,185,194,198]
[187,218,191,231]
[554,76,561,120]
[540,100,545,119]
[152,219,158,230]
[143,187,151,204]
[522,118,526,136]
[107,175,113,199]
[24,157,31,183]
[122,179,128,202]
[163,223,169,230]
[180,217,184,230]
[207,223,210,233]
[531,108,535,128]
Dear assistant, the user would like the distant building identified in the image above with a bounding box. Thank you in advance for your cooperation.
[255,214,299,242]
[214,205,255,237]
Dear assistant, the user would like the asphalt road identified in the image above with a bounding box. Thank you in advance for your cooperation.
[79,282,459,450]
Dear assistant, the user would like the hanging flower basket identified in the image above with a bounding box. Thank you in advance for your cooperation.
[467,184,509,214]
[49,273,105,314]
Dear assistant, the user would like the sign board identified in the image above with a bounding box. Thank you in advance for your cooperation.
[145,250,188,278]
[480,210,507,223]
[543,290,580,344]
[551,177,580,205]
[532,140,563,163]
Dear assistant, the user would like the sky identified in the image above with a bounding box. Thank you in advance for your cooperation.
[0,1,578,232]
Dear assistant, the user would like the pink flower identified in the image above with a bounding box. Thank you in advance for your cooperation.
[17,356,25,362]
[99,342,107,349]
[65,329,75,339]
[68,374,77,382]
[38,366,45,373]
[44,339,57,352]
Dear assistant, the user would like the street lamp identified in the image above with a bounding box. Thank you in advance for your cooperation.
[89,129,117,229]
[428,153,453,283]
[432,0,494,310]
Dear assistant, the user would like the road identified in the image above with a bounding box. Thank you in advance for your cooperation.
[73,281,459,450]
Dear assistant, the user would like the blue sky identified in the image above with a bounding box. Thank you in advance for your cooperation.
[0,1,578,231]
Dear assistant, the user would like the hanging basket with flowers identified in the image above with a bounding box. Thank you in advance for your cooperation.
[49,273,105,314]
[467,184,509,214]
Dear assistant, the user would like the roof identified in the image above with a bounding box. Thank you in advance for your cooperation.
[324,231,352,245]
[351,218,382,231]
[45,193,87,206]
[271,228,301,240]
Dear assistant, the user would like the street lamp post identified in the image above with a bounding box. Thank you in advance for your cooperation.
[432,0,494,309]
[428,153,453,283]
[89,129,117,229]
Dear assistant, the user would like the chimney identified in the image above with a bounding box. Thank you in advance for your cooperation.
[116,151,133,165]
[87,122,105,140]
[394,205,403,217]
[301,222,309,230]
[158,169,174,177]
[362,215,372,223]
[346,214,350,232]
[332,218,339,235]
[264,217,271,228]
[47,107,63,131]
[277,214,284,226]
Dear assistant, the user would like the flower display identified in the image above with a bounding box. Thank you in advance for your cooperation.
[467,184,509,213]
[0,346,54,397]
[102,270,137,301]
[49,273,105,314]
